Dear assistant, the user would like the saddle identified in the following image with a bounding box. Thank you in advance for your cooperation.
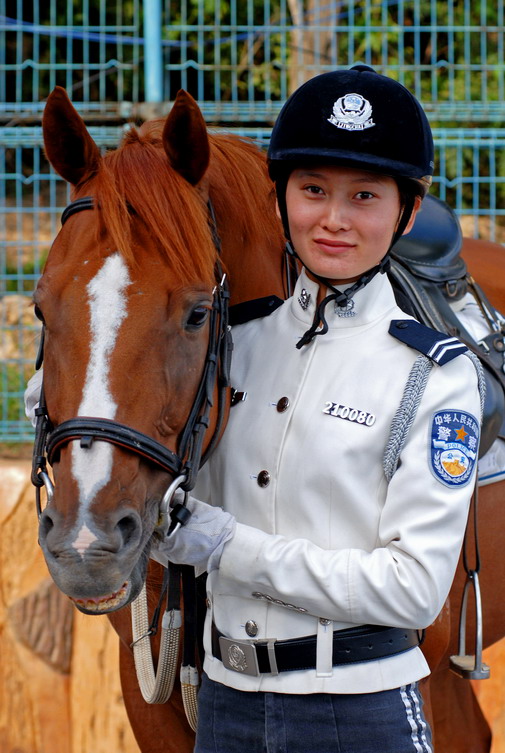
[390,194,505,457]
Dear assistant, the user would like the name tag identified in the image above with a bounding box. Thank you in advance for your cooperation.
[323,401,376,427]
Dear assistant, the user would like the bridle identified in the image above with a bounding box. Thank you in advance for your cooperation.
[31,194,233,717]
[31,195,232,530]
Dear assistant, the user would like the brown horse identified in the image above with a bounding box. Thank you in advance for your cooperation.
[34,86,504,753]
[35,85,286,752]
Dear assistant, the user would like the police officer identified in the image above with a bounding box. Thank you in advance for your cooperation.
[153,65,483,753]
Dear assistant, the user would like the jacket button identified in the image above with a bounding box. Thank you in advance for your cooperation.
[245,620,259,637]
[257,470,270,487]
[276,396,290,412]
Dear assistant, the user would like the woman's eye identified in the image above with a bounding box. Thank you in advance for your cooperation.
[186,305,210,329]
[356,191,375,200]
[305,185,323,195]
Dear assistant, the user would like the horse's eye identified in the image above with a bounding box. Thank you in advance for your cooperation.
[34,304,45,323]
[186,305,210,330]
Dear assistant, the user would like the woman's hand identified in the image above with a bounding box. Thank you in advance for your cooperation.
[151,494,236,573]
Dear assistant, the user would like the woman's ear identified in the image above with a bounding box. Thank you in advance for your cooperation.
[275,198,281,220]
[402,195,423,236]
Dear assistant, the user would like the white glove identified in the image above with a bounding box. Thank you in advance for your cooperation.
[25,369,43,427]
[151,494,236,573]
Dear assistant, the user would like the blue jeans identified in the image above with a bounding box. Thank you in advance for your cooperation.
[194,674,433,753]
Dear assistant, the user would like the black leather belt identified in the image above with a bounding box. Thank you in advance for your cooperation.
[212,622,421,676]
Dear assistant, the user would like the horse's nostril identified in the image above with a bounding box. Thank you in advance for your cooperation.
[39,509,55,542]
[116,513,141,547]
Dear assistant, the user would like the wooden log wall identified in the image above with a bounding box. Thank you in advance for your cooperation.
[0,459,140,753]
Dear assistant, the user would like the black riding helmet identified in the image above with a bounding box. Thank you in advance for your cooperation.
[268,64,433,194]
[267,64,435,347]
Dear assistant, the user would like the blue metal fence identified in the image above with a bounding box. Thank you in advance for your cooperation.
[1,0,505,441]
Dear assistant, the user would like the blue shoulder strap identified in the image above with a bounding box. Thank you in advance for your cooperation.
[389,319,468,365]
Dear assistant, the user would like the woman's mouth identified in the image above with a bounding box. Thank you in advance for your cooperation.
[314,238,354,253]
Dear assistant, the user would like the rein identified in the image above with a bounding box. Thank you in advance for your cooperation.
[31,195,232,517]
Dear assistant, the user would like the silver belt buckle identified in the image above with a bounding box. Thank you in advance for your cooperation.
[219,637,260,676]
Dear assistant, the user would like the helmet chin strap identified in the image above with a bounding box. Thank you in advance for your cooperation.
[289,243,391,349]
[284,194,416,350]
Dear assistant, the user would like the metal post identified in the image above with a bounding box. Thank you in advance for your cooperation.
[143,0,163,102]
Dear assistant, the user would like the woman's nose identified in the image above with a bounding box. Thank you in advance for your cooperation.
[321,201,351,232]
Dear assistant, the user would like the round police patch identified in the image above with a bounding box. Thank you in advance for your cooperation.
[429,410,479,487]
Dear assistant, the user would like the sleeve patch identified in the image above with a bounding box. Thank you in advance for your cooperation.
[429,409,480,487]
[389,319,468,365]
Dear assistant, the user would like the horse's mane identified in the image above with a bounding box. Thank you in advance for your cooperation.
[86,120,279,285]
[205,132,281,254]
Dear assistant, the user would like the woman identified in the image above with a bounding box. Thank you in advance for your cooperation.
[153,65,483,752]
[152,64,484,753]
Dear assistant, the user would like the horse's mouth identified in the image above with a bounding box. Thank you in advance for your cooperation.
[69,580,131,614]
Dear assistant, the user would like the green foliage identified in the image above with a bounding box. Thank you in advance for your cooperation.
[1,256,48,294]
[164,0,286,102]
[0,363,33,428]
[4,0,504,113]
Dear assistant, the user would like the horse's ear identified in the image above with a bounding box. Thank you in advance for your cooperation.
[162,90,210,185]
[42,86,101,186]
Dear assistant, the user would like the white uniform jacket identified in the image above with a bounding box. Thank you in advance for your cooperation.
[195,268,482,694]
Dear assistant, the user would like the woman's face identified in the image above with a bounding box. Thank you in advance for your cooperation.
[281,165,420,285]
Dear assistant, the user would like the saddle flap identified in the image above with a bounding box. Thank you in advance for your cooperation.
[392,194,466,285]
[389,261,505,457]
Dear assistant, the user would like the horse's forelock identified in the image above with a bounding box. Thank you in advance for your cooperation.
[91,127,216,284]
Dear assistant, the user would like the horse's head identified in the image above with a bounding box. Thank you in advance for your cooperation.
[33,87,237,614]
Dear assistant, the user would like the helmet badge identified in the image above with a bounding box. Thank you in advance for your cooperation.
[328,93,375,131]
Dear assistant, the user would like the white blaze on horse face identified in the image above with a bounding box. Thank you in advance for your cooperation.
[72,524,98,556]
[71,253,131,526]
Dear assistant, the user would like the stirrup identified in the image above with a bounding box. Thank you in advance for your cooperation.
[449,570,490,680]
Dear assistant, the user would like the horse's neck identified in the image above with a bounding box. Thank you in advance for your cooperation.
[221,234,285,306]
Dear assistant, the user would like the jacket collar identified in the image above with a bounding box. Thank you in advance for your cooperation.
[289,267,398,331]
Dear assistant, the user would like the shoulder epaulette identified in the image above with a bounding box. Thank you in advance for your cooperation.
[389,319,468,365]
[229,295,284,326]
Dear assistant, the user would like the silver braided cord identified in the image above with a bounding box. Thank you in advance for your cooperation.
[463,350,487,418]
[383,349,486,483]
[383,354,433,482]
